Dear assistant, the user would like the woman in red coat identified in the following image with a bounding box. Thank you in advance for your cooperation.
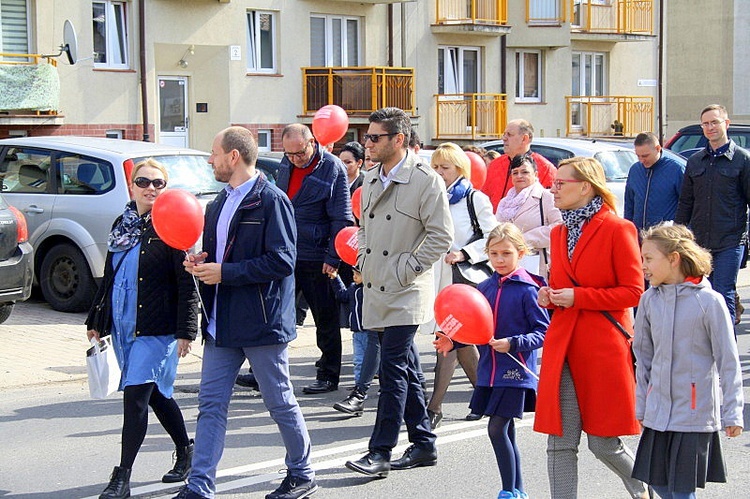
[534,157,648,499]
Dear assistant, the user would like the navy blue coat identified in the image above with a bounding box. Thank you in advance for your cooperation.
[200,174,298,348]
[624,153,685,231]
[475,269,548,390]
[277,144,353,266]
[330,275,364,332]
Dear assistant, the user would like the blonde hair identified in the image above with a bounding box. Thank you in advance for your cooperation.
[641,223,712,278]
[431,142,471,180]
[557,156,617,211]
[131,158,168,183]
[485,222,528,254]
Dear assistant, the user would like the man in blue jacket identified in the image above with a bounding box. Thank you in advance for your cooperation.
[176,127,316,499]
[624,131,684,232]
[277,123,354,394]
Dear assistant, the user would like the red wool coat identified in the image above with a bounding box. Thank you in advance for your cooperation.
[533,206,643,437]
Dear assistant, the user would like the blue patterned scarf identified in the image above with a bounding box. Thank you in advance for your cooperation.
[447,177,471,204]
[108,201,148,252]
[561,195,603,260]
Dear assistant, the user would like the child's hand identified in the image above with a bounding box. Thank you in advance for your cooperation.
[725,426,743,438]
[538,286,552,307]
[433,331,454,356]
[488,337,511,353]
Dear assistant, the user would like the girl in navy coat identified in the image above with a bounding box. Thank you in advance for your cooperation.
[436,223,548,499]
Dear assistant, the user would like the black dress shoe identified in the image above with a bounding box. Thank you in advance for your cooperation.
[465,412,483,421]
[236,372,260,390]
[302,380,337,394]
[345,452,390,478]
[333,388,366,415]
[390,444,437,470]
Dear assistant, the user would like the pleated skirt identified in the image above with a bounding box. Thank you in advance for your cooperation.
[469,386,536,419]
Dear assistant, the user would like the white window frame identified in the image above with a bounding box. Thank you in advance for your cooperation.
[571,51,607,127]
[310,14,361,67]
[93,0,129,69]
[438,46,481,97]
[257,129,271,152]
[515,50,542,103]
[246,10,277,73]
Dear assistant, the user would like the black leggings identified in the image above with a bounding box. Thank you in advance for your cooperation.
[488,415,523,494]
[120,383,189,469]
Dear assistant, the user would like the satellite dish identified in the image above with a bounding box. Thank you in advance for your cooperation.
[62,20,78,65]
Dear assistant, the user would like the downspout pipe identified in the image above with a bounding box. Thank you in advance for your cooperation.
[387,4,393,67]
[139,0,150,142]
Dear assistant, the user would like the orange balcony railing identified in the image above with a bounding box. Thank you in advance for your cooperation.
[526,0,567,24]
[436,0,508,25]
[565,95,653,137]
[0,52,57,66]
[435,93,507,140]
[302,66,414,115]
[571,0,653,35]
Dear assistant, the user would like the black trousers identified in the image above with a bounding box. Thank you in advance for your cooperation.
[295,260,341,384]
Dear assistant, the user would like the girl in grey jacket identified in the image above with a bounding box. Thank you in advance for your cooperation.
[632,223,743,499]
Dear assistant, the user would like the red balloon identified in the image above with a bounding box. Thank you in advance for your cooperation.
[312,105,349,145]
[465,151,487,190]
[351,186,362,220]
[151,189,204,251]
[334,226,359,266]
[434,284,494,345]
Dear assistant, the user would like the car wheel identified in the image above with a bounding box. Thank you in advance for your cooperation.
[40,243,97,312]
[0,303,13,324]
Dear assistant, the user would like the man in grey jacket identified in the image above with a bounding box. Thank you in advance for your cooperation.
[345,107,453,478]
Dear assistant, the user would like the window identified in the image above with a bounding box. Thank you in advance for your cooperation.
[571,51,607,126]
[257,129,271,152]
[105,129,123,139]
[0,148,52,194]
[0,0,29,57]
[438,46,481,95]
[310,14,360,67]
[93,0,129,68]
[515,50,542,102]
[247,10,276,73]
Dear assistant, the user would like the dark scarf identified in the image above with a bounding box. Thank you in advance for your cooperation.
[447,177,471,204]
[108,201,149,252]
[561,195,603,260]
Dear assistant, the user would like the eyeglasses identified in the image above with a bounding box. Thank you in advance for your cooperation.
[283,141,312,159]
[700,119,726,129]
[363,132,399,143]
[552,178,584,190]
[134,177,167,189]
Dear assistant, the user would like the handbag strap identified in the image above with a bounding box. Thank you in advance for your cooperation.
[99,253,127,301]
[539,195,548,265]
[565,274,632,340]
[466,188,482,241]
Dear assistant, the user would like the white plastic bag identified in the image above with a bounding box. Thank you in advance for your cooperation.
[86,337,121,399]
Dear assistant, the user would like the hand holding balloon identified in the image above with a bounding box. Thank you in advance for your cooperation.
[433,284,494,345]
[433,331,454,357]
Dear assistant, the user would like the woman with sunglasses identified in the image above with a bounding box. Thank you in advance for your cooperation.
[534,157,649,498]
[87,158,198,499]
[495,153,562,278]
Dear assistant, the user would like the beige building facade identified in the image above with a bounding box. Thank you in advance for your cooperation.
[0,0,660,150]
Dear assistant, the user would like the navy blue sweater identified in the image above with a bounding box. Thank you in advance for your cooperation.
[624,153,685,231]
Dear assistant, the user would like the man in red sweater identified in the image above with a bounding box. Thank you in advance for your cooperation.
[481,119,556,210]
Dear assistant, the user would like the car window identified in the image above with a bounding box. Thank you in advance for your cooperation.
[594,151,636,182]
[57,154,114,194]
[529,145,574,167]
[0,147,54,194]
[134,154,225,195]
[670,134,704,153]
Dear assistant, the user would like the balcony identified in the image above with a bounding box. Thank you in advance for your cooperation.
[526,0,567,25]
[302,67,414,116]
[0,53,64,125]
[433,0,511,35]
[565,95,653,137]
[571,0,654,39]
[435,93,506,140]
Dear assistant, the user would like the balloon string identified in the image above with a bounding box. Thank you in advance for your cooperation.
[185,250,208,316]
[505,352,540,380]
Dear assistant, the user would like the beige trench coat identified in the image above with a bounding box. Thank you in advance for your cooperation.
[358,151,453,329]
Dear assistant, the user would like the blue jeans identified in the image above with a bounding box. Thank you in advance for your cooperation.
[186,337,313,498]
[368,324,435,459]
[708,245,743,323]
[355,330,381,392]
[352,331,368,383]
[651,485,696,499]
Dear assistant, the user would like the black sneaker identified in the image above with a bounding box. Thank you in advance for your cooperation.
[266,473,318,499]
[236,372,259,390]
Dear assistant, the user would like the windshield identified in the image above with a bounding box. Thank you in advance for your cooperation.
[133,155,226,195]
[594,150,637,182]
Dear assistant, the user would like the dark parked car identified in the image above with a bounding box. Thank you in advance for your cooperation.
[0,193,33,323]
[665,123,750,158]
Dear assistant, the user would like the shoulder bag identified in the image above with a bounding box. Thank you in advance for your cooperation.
[451,189,494,287]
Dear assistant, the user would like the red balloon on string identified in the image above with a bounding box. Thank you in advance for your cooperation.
[351,186,362,220]
[334,226,359,266]
[434,284,494,345]
[312,105,349,145]
[152,189,204,251]
[465,151,487,190]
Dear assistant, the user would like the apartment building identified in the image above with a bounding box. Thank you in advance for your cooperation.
[0,0,659,150]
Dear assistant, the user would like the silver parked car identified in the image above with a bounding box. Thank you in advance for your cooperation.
[0,137,226,312]
[0,193,33,323]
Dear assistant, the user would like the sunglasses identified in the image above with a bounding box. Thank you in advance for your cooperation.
[134,177,167,189]
[363,132,399,143]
